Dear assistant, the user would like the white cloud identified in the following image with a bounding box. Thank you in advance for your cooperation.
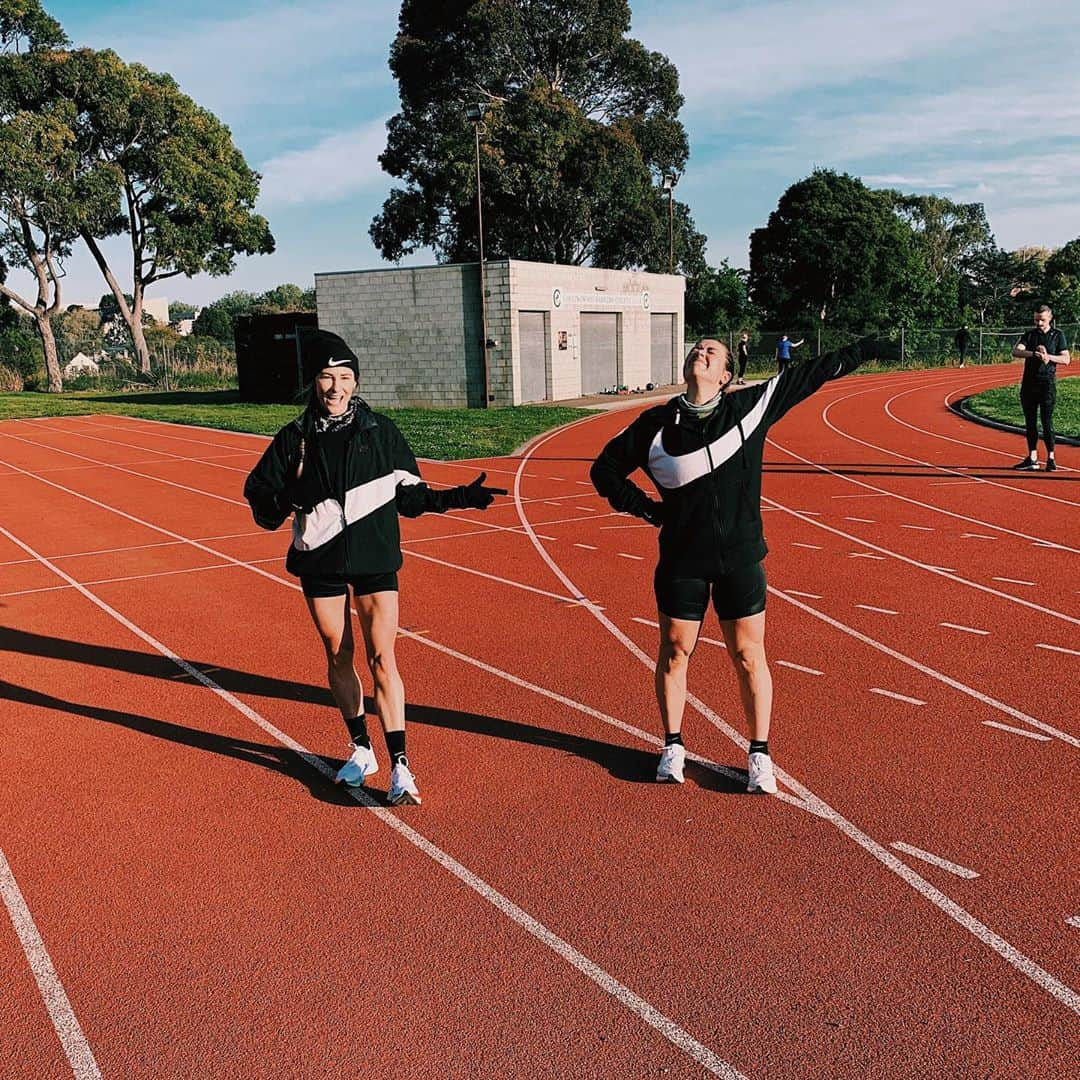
[78,2,396,116]
[633,0,1042,109]
[258,118,391,207]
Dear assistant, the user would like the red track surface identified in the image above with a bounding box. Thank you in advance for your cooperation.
[1,361,1077,1079]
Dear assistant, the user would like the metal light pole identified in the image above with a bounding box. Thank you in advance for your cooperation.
[466,102,492,408]
[662,173,678,274]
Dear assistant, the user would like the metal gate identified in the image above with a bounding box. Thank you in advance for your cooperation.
[518,311,548,403]
[650,313,675,386]
[579,313,618,394]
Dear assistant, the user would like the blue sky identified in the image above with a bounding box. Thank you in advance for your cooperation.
[21,0,1080,308]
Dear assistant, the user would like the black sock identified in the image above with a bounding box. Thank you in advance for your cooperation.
[749,739,769,756]
[664,732,684,747]
[385,729,407,766]
[345,715,370,748]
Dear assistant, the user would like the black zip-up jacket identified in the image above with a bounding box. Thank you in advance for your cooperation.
[244,402,470,578]
[591,340,876,577]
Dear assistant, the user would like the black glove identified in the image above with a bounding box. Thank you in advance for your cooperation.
[641,498,666,527]
[279,439,318,514]
[448,471,508,510]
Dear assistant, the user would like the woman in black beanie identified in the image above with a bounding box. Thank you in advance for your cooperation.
[244,330,505,805]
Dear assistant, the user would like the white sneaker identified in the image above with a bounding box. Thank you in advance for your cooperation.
[747,751,777,794]
[656,743,686,784]
[335,742,378,787]
[388,759,422,806]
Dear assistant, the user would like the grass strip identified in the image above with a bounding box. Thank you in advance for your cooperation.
[965,376,1080,439]
[0,390,594,461]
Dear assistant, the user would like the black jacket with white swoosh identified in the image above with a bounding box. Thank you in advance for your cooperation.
[244,402,465,578]
[590,341,874,577]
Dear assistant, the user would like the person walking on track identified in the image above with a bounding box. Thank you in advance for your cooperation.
[590,335,891,794]
[244,330,505,805]
[1012,304,1070,471]
[955,325,971,368]
[775,333,804,372]
[736,331,750,384]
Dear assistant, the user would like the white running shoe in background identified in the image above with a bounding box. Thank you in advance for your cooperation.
[335,743,378,787]
[746,751,777,794]
[656,743,686,784]
[388,759,422,805]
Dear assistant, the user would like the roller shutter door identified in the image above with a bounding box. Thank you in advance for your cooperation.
[579,313,618,394]
[650,314,675,385]
[518,311,548,403]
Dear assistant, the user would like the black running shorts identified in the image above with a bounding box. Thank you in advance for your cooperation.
[300,571,399,599]
[654,562,767,622]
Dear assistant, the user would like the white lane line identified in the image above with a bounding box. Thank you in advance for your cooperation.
[599,523,655,530]
[0,557,285,598]
[786,590,823,599]
[856,604,899,615]
[1033,540,1067,550]
[940,622,990,636]
[901,524,934,531]
[982,722,1052,742]
[849,552,886,560]
[930,479,978,486]
[0,850,102,1079]
[575,506,598,513]
[618,553,645,561]
[993,577,1036,587]
[831,493,890,499]
[870,688,927,706]
[574,543,598,551]
[511,424,1080,1019]
[575,481,592,486]
[0,526,746,1080]
[775,660,823,675]
[845,517,876,523]
[535,534,558,541]
[632,617,660,628]
[925,565,957,573]
[769,426,1079,550]
[890,843,979,880]
[772,588,1079,747]
[792,542,821,550]
[792,509,821,515]
[544,501,562,507]
[550,475,564,480]
[961,533,997,540]
[1036,643,1080,657]
[405,551,583,604]
[699,636,727,649]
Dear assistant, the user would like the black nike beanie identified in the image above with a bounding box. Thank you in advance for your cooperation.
[301,329,360,384]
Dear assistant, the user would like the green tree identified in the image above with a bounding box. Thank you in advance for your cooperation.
[0,9,120,391]
[371,0,701,271]
[684,260,750,337]
[68,48,273,373]
[1042,239,1080,324]
[254,282,315,311]
[98,290,133,323]
[168,299,197,322]
[192,290,256,344]
[958,246,1027,326]
[749,169,927,333]
[890,193,994,320]
[55,304,102,360]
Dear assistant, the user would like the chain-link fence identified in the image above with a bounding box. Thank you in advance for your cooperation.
[684,323,1078,376]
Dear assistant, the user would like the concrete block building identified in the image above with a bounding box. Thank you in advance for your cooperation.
[315,260,684,407]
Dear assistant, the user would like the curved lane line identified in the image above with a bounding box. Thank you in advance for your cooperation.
[0,519,746,1080]
[508,413,1080,1019]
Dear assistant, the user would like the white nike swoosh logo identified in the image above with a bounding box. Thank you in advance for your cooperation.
[326,357,352,366]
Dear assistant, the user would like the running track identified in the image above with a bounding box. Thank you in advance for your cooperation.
[1,361,1076,1079]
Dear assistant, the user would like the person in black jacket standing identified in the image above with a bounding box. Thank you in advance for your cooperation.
[1011,305,1071,471]
[591,335,887,794]
[244,330,505,805]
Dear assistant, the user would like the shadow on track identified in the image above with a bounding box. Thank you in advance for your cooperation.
[2,628,718,794]
[0,678,356,806]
